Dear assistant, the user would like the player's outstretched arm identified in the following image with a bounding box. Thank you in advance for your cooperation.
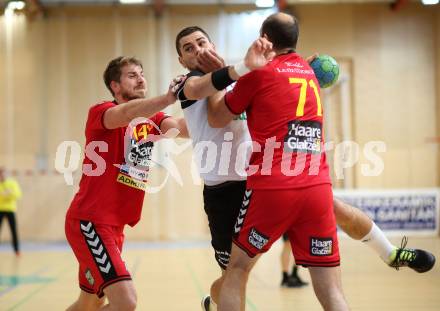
[207,91,236,128]
[179,65,240,100]
[103,93,175,130]
[102,77,184,130]
[206,37,273,128]
[180,37,273,101]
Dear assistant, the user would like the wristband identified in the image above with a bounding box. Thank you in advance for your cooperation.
[211,66,235,91]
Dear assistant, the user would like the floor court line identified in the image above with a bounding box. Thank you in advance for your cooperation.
[0,265,52,298]
[0,240,211,253]
[0,237,438,310]
[5,262,71,311]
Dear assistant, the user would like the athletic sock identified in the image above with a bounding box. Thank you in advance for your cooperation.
[361,223,396,263]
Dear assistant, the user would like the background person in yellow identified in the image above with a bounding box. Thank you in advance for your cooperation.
[0,167,22,256]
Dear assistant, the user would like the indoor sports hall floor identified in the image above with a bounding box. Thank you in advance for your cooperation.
[0,236,438,311]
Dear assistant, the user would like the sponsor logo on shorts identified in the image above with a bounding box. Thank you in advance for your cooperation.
[85,268,95,286]
[284,120,322,154]
[248,227,269,250]
[310,237,333,256]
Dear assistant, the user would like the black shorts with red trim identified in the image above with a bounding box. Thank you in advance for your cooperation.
[233,184,340,267]
[65,217,132,297]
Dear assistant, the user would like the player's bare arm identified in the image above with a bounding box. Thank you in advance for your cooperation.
[204,51,320,129]
[103,93,175,130]
[195,48,237,128]
[207,91,236,128]
[103,77,183,130]
[207,37,274,128]
[181,37,273,101]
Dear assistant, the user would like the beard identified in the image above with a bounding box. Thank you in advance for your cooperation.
[121,89,146,101]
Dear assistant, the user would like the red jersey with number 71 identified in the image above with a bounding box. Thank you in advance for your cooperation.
[225,53,331,190]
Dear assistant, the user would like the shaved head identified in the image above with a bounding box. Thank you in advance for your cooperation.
[274,12,295,23]
[260,12,299,51]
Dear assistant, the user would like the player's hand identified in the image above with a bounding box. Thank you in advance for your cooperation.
[167,75,186,103]
[306,53,319,64]
[244,37,275,70]
[197,48,225,73]
[169,75,186,93]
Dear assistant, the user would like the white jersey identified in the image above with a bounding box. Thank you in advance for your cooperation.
[178,72,251,186]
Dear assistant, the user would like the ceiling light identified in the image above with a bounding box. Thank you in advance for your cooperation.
[119,0,147,4]
[4,1,26,17]
[6,1,26,10]
[421,0,439,4]
[255,0,275,8]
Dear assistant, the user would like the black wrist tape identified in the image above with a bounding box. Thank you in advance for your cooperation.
[211,66,235,91]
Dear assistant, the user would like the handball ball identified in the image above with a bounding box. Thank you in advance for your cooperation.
[310,55,340,88]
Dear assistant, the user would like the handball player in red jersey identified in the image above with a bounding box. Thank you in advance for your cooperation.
[65,56,187,311]
[200,13,350,311]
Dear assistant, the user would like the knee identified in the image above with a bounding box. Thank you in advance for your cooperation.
[124,293,137,311]
[124,298,137,311]
[66,298,104,311]
[319,289,348,311]
[333,199,353,226]
[94,298,105,309]
[117,296,137,311]
[227,258,253,275]
[112,292,137,311]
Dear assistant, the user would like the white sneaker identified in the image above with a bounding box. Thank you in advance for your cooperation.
[201,295,211,311]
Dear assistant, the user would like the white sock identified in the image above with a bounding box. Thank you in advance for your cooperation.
[360,223,396,263]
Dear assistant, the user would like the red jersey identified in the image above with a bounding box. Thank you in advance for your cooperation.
[225,53,331,190]
[66,101,168,226]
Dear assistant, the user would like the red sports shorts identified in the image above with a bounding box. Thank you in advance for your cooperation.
[65,217,132,297]
[233,184,340,267]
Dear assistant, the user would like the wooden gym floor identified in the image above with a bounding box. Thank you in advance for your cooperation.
[0,236,439,311]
